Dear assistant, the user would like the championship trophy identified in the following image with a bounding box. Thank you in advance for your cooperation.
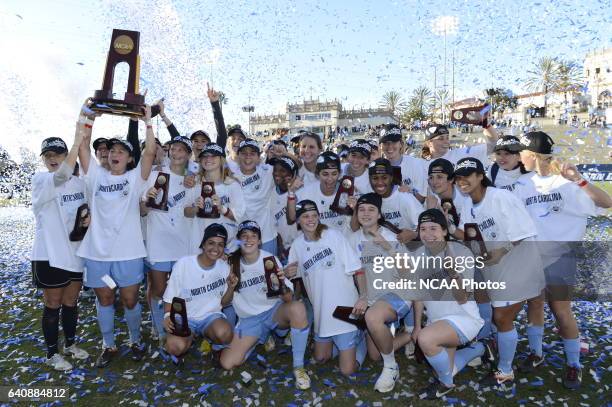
[197,182,220,218]
[69,203,90,242]
[450,104,491,126]
[380,219,402,235]
[332,306,367,330]
[146,172,169,211]
[441,199,460,227]
[463,223,489,258]
[90,29,146,117]
[331,176,354,215]
[170,297,191,337]
[264,256,287,298]
[392,166,402,186]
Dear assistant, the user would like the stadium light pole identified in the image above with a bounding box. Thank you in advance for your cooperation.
[431,16,459,123]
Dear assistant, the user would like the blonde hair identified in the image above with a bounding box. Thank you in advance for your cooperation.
[197,156,239,184]
[524,151,561,175]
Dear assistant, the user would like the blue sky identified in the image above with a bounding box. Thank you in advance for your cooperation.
[0,0,610,159]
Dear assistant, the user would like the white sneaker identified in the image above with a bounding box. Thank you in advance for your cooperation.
[264,335,276,352]
[374,364,399,393]
[404,340,415,359]
[294,367,311,390]
[150,325,159,341]
[64,344,89,360]
[467,356,482,368]
[46,353,73,371]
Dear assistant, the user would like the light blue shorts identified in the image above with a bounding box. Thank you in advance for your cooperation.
[84,258,144,288]
[145,260,176,273]
[235,301,289,343]
[544,253,577,286]
[442,318,470,345]
[314,329,363,351]
[378,293,413,328]
[188,312,227,336]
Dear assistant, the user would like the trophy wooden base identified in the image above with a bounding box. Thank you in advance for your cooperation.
[332,306,367,330]
[91,99,145,118]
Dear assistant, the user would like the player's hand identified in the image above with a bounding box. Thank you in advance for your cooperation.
[155,98,165,116]
[398,184,413,193]
[283,262,298,279]
[142,104,152,122]
[195,196,204,209]
[483,247,507,266]
[347,195,357,209]
[184,174,196,189]
[352,298,368,316]
[146,187,160,199]
[163,316,175,334]
[560,162,582,182]
[211,194,221,208]
[288,176,303,192]
[397,229,417,243]
[81,213,91,228]
[207,82,220,102]
[227,273,239,289]
[411,326,421,343]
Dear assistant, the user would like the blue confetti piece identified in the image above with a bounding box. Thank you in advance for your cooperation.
[198,383,215,395]
[530,380,544,386]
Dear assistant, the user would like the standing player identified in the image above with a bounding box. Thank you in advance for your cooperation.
[219,221,311,389]
[413,209,486,399]
[162,224,234,361]
[184,142,245,255]
[77,105,157,367]
[31,121,90,370]
[141,135,193,347]
[287,151,353,234]
[297,132,324,186]
[488,136,529,191]
[225,127,247,174]
[92,138,110,170]
[514,131,611,388]
[420,124,498,166]
[284,200,368,375]
[342,139,373,196]
[349,193,413,392]
[379,125,428,199]
[454,157,545,385]
[363,158,422,244]
[269,156,300,262]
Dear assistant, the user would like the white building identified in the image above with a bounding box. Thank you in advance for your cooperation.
[250,99,394,138]
[584,48,612,109]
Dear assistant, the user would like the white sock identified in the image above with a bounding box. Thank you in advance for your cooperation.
[381,351,396,368]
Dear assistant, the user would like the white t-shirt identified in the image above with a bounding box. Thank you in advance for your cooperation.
[226,158,240,175]
[77,160,147,261]
[348,227,403,305]
[186,178,245,254]
[442,143,489,167]
[381,189,421,231]
[341,163,373,197]
[488,164,525,191]
[235,164,277,242]
[430,187,471,226]
[163,255,230,321]
[271,188,299,250]
[288,228,362,337]
[296,182,352,234]
[459,187,544,303]
[143,168,191,263]
[31,172,87,272]
[298,165,318,186]
[232,250,294,319]
[512,173,598,242]
[397,155,429,196]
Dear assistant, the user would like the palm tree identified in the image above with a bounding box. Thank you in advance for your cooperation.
[406,86,432,121]
[433,88,450,122]
[554,60,583,104]
[524,57,560,116]
[380,91,407,123]
[218,92,228,111]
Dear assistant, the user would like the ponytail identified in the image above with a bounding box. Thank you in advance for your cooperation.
[227,248,242,292]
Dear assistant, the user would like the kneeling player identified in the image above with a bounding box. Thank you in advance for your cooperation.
[219,221,311,389]
[162,224,234,361]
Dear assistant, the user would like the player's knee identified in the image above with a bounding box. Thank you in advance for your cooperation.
[219,353,238,371]
[364,309,382,327]
[340,362,356,376]
[214,327,233,345]
[289,301,307,323]
[123,298,139,310]
[165,339,187,356]
[314,351,330,364]
[96,294,114,307]
[417,331,435,354]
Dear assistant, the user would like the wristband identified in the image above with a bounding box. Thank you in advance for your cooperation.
[221,206,229,216]
[354,270,365,276]
[575,179,588,188]
[163,312,170,320]
[288,191,296,198]
[287,196,296,201]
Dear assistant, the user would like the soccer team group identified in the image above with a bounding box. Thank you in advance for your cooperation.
[30,87,611,400]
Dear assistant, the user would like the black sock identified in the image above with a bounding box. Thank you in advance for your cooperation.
[42,306,60,358]
[61,304,78,348]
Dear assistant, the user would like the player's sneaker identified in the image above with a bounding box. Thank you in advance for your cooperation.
[419,380,454,400]
[294,367,311,390]
[518,352,545,373]
[374,364,400,393]
[562,365,582,389]
[404,340,415,359]
[46,353,73,371]
[479,369,514,386]
[264,335,276,352]
[129,343,145,361]
[64,344,89,360]
[96,347,118,368]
